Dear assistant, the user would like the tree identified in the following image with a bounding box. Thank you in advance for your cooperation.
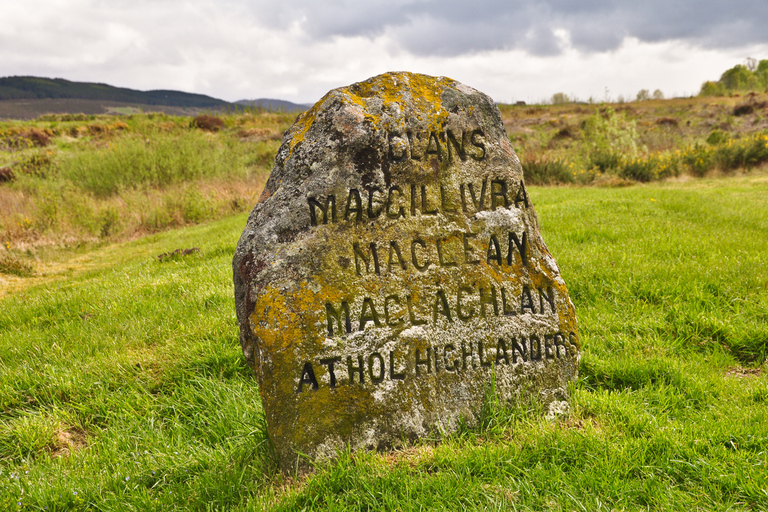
[652,89,664,100]
[551,92,570,105]
[636,89,650,101]
[720,64,757,91]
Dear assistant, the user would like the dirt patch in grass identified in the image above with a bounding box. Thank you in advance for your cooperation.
[725,367,762,379]
[51,427,87,458]
[382,445,435,468]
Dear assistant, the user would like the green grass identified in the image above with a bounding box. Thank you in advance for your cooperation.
[1,173,767,510]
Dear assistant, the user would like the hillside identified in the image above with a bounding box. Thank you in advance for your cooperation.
[235,98,310,112]
[0,76,230,108]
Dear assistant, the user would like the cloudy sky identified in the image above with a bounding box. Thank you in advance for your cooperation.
[2,0,767,104]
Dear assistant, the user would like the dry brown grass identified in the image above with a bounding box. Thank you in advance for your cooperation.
[51,426,87,458]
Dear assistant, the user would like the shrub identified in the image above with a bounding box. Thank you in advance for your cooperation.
[706,130,730,146]
[714,133,768,172]
[0,252,34,277]
[700,81,726,97]
[655,117,678,127]
[191,115,226,132]
[581,106,643,172]
[25,129,50,147]
[520,156,574,185]
[0,166,14,183]
[681,144,715,177]
[18,152,55,178]
[733,104,754,116]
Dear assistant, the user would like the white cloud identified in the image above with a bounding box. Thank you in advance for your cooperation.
[0,0,766,104]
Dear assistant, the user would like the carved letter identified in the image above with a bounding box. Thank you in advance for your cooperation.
[359,297,382,330]
[539,286,556,314]
[432,289,453,323]
[447,129,466,161]
[437,238,458,267]
[390,351,406,380]
[386,186,405,219]
[463,232,480,264]
[415,347,432,374]
[457,286,475,321]
[344,189,363,223]
[326,301,351,336]
[490,179,509,210]
[486,234,502,265]
[308,195,336,226]
[368,352,385,383]
[407,294,428,325]
[297,362,319,392]
[347,355,364,384]
[507,232,528,267]
[319,356,342,388]
[411,239,430,271]
[384,294,404,327]
[520,285,536,314]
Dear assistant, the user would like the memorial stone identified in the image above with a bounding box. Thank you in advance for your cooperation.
[233,72,580,472]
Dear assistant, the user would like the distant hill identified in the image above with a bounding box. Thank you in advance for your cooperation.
[235,98,310,112]
[0,76,231,108]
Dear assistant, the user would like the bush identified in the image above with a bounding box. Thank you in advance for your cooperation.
[700,81,726,97]
[715,133,768,172]
[733,104,754,116]
[520,156,574,185]
[581,106,643,172]
[706,130,730,146]
[190,115,226,132]
[0,251,34,276]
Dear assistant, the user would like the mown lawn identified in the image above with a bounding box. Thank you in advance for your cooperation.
[1,172,767,511]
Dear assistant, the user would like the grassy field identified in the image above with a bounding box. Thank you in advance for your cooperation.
[1,171,767,510]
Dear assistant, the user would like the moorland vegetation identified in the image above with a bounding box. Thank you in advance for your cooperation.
[2,89,767,256]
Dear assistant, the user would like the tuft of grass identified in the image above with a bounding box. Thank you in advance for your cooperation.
[0,251,34,276]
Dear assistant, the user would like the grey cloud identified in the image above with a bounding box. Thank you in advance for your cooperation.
[246,0,768,56]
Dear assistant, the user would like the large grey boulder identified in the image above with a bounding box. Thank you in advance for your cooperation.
[233,72,580,472]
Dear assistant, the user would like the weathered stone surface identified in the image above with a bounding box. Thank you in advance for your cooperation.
[233,72,579,472]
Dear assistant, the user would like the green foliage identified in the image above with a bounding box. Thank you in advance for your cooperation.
[706,129,730,146]
[551,92,570,105]
[581,106,643,172]
[636,89,650,101]
[699,60,768,96]
[520,156,574,185]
